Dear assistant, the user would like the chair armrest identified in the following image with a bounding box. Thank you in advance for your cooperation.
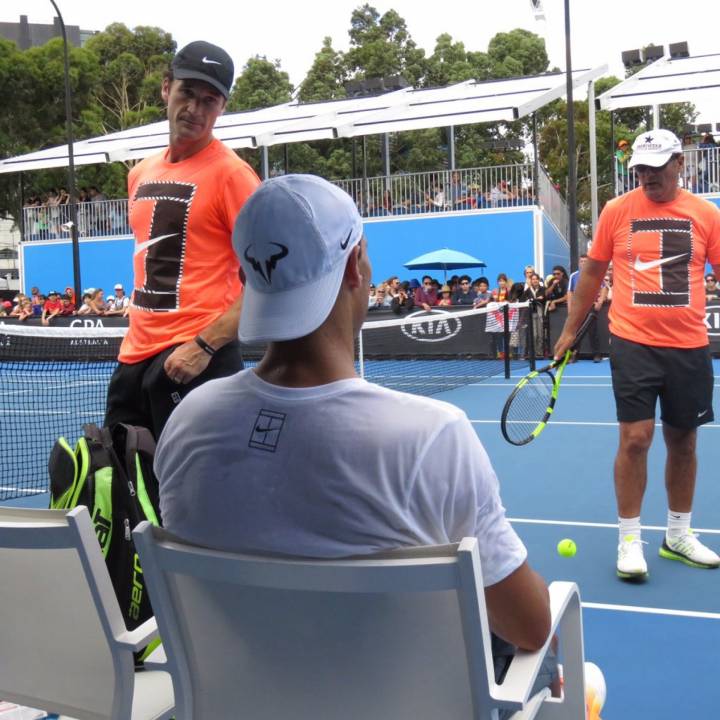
[116,616,160,652]
[492,581,582,705]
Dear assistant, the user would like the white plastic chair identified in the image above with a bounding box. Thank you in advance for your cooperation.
[134,524,586,720]
[0,507,174,720]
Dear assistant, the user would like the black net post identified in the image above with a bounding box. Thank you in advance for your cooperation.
[503,303,510,379]
[527,300,536,371]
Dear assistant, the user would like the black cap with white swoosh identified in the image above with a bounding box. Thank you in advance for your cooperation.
[171,41,234,99]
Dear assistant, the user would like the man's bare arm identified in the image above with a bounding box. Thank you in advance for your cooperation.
[485,560,551,651]
[553,258,608,360]
[163,294,243,384]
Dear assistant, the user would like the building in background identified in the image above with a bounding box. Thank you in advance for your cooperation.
[0,14,96,50]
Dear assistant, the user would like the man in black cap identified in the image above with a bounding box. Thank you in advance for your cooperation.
[104,41,261,438]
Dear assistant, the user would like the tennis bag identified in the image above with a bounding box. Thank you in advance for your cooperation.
[48,423,161,661]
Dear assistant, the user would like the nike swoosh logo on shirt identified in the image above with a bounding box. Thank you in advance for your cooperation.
[133,233,178,255]
[202,56,222,65]
[633,253,688,272]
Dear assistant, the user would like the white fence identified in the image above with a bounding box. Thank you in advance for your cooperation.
[22,198,130,241]
[615,145,720,195]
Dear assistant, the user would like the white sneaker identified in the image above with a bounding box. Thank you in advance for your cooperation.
[660,532,720,569]
[617,534,648,579]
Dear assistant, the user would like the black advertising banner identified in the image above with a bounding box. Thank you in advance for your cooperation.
[548,302,720,355]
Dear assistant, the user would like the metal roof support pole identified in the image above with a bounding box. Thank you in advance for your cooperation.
[18,174,26,244]
[448,125,456,170]
[653,105,660,129]
[382,133,391,196]
[588,79,599,237]
[261,146,269,179]
[563,0,579,273]
[50,0,81,302]
[532,113,539,203]
[283,144,289,174]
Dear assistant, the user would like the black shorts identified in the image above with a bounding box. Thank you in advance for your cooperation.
[105,339,244,439]
[609,335,714,428]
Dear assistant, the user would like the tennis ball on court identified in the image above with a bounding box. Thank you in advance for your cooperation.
[557,538,577,557]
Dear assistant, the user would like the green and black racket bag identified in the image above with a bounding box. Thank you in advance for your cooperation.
[48,423,161,663]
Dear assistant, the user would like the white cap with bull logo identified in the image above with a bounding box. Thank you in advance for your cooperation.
[232,174,364,343]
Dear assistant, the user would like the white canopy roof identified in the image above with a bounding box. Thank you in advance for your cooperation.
[0,67,607,175]
[597,53,720,112]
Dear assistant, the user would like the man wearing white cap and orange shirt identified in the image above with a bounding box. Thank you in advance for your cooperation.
[555,129,720,579]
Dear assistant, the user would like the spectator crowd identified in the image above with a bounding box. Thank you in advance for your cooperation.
[366,262,599,359]
[0,284,130,324]
[356,171,536,218]
[23,187,130,241]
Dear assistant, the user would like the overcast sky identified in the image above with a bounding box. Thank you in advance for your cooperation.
[3,0,719,121]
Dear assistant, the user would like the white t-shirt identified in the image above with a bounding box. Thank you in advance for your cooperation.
[107,295,130,311]
[155,370,526,587]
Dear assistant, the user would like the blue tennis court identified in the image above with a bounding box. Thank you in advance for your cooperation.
[444,359,720,719]
[3,358,719,719]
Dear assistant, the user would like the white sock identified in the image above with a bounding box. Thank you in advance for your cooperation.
[666,510,691,542]
[618,516,642,544]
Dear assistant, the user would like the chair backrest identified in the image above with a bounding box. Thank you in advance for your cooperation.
[135,527,506,720]
[0,507,135,720]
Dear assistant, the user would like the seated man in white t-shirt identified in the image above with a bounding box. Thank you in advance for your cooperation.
[155,175,558,706]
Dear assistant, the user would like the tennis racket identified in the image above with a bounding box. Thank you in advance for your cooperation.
[500,310,597,446]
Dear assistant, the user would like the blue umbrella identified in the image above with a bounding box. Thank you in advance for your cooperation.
[404,248,486,281]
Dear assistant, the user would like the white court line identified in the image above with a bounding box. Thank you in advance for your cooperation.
[0,487,41,494]
[582,602,720,621]
[471,419,720,428]
[469,382,614,388]
[469,382,720,388]
[508,517,720,535]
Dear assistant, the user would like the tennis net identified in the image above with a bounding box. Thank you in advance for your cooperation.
[0,304,530,500]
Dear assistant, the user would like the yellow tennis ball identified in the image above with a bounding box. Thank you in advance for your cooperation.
[557,538,577,557]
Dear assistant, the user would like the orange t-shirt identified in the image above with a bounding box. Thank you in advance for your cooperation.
[589,188,720,348]
[119,139,260,363]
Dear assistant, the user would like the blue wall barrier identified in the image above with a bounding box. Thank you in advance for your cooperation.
[363,208,539,283]
[22,237,134,296]
[542,215,571,275]
[21,207,567,294]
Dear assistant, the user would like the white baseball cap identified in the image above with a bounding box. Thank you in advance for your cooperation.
[628,129,682,169]
[114,283,123,290]
[233,174,363,343]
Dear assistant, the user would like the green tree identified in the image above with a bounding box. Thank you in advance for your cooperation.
[345,4,426,86]
[298,37,347,102]
[228,56,293,112]
[84,23,175,133]
[0,38,99,220]
[487,29,549,77]
[424,34,482,87]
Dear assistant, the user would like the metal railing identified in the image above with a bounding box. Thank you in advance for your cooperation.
[22,198,130,241]
[21,166,539,243]
[334,163,537,218]
[536,166,568,240]
[615,146,720,196]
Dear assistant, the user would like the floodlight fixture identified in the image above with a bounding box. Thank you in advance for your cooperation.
[621,49,642,67]
[643,45,664,62]
[669,41,689,58]
[529,0,546,21]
